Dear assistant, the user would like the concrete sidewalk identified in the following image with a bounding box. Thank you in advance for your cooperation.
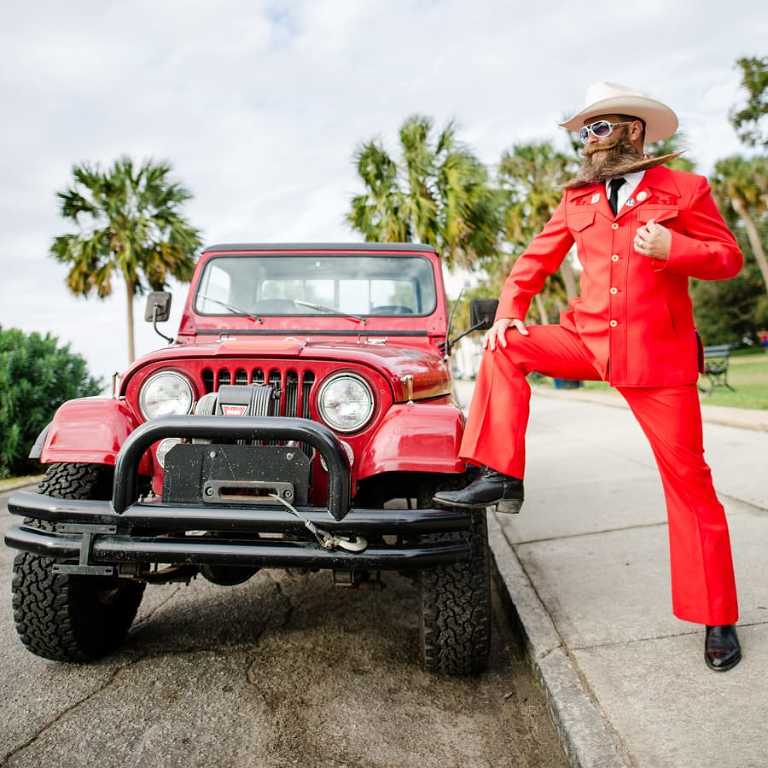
[455,381,768,768]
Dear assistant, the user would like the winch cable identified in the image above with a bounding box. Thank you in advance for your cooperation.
[267,493,368,553]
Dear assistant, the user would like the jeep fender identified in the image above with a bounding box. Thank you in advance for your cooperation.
[39,397,152,474]
[355,403,466,479]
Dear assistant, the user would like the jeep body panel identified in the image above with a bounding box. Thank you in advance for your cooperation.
[356,403,465,478]
[39,397,152,474]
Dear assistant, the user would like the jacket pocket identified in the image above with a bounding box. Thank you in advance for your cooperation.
[568,211,596,231]
[636,206,679,224]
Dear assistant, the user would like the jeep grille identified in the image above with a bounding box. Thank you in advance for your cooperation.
[200,367,316,419]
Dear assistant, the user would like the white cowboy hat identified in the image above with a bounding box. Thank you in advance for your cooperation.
[559,81,678,144]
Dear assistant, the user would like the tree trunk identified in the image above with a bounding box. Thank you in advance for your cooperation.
[559,251,579,300]
[126,279,135,364]
[534,293,549,324]
[732,196,768,296]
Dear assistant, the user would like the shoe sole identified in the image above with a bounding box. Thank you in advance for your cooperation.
[432,496,524,514]
[705,650,742,672]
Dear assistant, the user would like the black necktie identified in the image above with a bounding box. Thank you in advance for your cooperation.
[608,177,626,215]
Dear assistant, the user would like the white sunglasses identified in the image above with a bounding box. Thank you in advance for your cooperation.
[578,119,636,144]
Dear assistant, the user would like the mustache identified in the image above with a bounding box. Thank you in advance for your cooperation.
[582,138,623,156]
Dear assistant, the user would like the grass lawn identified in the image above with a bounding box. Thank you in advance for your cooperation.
[0,474,44,492]
[534,349,768,410]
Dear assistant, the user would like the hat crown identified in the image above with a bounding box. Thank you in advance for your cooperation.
[582,81,649,110]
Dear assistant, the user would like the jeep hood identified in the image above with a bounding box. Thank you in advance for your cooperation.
[120,337,451,402]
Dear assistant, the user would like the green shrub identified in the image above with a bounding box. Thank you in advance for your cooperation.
[0,327,103,478]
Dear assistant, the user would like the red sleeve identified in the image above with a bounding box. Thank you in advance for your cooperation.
[495,196,574,321]
[649,175,743,280]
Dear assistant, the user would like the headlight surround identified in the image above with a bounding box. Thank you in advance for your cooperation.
[139,371,194,420]
[317,373,375,433]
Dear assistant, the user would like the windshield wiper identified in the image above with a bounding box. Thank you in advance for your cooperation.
[293,300,366,325]
[198,295,263,323]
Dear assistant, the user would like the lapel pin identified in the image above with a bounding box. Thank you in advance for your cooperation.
[637,191,648,202]
[626,198,635,206]
[591,193,600,204]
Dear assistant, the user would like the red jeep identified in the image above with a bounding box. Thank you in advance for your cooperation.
[6,243,497,675]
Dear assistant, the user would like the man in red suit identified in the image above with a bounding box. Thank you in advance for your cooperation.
[433,82,743,671]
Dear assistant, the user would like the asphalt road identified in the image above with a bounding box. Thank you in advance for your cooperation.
[0,485,565,768]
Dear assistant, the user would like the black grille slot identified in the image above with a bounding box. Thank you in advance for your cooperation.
[285,372,298,417]
[301,372,314,418]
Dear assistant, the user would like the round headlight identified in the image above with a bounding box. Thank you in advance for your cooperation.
[317,373,374,433]
[139,371,194,420]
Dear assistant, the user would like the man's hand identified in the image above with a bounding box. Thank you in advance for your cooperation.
[634,218,671,260]
[482,317,529,351]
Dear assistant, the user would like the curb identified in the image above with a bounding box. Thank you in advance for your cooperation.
[532,386,768,432]
[487,512,634,768]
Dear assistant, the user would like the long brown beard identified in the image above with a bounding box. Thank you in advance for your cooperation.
[565,134,683,189]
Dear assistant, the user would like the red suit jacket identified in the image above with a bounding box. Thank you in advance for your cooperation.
[494,164,743,386]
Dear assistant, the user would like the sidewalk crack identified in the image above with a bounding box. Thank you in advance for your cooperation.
[573,618,768,652]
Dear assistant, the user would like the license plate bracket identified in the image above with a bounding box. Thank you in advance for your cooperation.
[163,444,311,505]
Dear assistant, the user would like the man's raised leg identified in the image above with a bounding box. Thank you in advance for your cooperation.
[459,324,603,478]
[434,324,602,512]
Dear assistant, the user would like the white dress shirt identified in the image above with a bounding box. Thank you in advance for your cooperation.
[605,169,645,212]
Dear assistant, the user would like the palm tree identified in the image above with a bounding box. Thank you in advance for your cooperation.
[497,141,577,320]
[347,115,500,271]
[347,141,410,242]
[710,155,768,297]
[51,156,203,363]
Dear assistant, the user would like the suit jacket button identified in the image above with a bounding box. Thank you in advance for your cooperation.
[609,320,618,327]
[611,222,619,230]
[611,254,620,262]
[610,287,618,294]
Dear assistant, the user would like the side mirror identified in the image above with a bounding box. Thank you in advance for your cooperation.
[470,299,498,331]
[144,292,172,323]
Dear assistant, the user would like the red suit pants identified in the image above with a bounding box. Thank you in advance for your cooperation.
[459,324,739,626]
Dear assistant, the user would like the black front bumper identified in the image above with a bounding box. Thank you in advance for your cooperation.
[5,415,472,573]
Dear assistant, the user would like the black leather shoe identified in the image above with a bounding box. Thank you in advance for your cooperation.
[432,465,524,513]
[704,624,742,671]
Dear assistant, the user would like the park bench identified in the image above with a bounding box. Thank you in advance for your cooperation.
[698,343,735,395]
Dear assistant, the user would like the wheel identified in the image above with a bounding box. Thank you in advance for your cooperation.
[11,463,145,662]
[418,503,491,676]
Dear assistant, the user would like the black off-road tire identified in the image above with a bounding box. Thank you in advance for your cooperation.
[418,508,491,675]
[11,463,145,662]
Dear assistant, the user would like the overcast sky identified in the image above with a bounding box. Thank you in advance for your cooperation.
[1,0,765,383]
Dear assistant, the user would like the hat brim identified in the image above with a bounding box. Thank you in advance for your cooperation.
[559,95,678,144]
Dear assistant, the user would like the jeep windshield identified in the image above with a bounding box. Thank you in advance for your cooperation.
[195,254,437,317]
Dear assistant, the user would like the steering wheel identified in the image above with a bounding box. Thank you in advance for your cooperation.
[369,305,414,315]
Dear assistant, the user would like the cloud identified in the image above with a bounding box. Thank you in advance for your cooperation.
[1,0,765,380]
